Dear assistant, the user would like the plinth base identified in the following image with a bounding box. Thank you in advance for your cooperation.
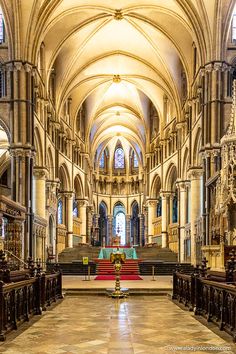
[106,288,129,298]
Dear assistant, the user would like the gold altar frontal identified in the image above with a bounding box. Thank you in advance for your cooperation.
[109,250,129,298]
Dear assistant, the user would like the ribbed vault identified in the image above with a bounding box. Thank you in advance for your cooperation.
[1,0,223,165]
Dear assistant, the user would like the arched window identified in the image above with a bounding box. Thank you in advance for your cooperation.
[172,195,178,223]
[57,199,63,224]
[114,147,124,168]
[157,197,162,217]
[133,152,138,168]
[0,70,7,98]
[99,151,105,168]
[116,212,126,245]
[0,13,5,43]
[73,200,78,217]
[232,13,236,42]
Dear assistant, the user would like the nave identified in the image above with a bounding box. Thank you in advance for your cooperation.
[1,0,236,351]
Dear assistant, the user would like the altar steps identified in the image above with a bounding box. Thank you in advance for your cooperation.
[96,259,140,275]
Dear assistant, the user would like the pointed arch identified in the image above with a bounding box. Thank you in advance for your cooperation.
[165,163,177,191]
[58,163,71,191]
[46,146,54,180]
[34,127,43,166]
[150,174,162,198]
[182,147,189,180]
[192,128,202,166]
[74,174,84,199]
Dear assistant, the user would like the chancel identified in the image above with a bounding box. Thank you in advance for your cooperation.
[0,0,236,351]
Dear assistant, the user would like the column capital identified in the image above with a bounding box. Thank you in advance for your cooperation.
[175,179,189,191]
[10,146,35,159]
[160,191,172,198]
[146,199,157,207]
[46,179,60,191]
[76,199,88,207]
[6,60,34,73]
[187,168,203,180]
[33,167,48,179]
[59,191,74,199]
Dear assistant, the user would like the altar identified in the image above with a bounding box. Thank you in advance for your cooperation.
[98,247,138,260]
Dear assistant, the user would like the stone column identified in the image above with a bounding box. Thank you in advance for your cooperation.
[66,193,74,248]
[143,207,149,245]
[126,215,131,245]
[33,168,47,219]
[169,194,174,224]
[93,214,100,244]
[161,192,169,248]
[78,200,87,244]
[8,62,35,259]
[176,182,187,262]
[138,214,145,246]
[188,169,202,265]
[107,215,113,246]
[33,168,47,260]
[87,206,93,244]
[147,200,156,243]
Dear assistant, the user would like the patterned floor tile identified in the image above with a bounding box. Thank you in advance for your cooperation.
[0,296,234,354]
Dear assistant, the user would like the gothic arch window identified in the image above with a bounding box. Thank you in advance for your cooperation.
[0,70,7,98]
[57,199,63,224]
[232,13,236,43]
[116,212,126,245]
[172,195,178,223]
[133,152,138,168]
[73,200,78,217]
[99,151,105,168]
[157,197,162,217]
[0,13,5,43]
[114,147,124,169]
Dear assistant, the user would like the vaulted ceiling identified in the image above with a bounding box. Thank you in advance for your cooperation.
[1,0,235,165]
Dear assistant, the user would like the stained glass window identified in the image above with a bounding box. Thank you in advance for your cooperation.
[114,147,124,168]
[0,14,4,43]
[116,212,126,245]
[133,152,138,168]
[99,152,105,168]
[73,200,78,217]
[233,14,236,42]
[172,195,178,223]
[157,197,162,217]
[58,199,63,224]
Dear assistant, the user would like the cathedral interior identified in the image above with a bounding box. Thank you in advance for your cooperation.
[0,0,236,352]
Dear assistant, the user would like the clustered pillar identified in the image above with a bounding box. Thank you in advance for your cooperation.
[78,200,88,244]
[161,192,169,248]
[189,169,202,265]
[33,168,47,260]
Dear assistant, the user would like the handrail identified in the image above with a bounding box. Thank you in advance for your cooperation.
[4,250,28,267]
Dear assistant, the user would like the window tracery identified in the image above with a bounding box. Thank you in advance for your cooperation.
[58,199,63,224]
[0,14,5,43]
[114,147,124,169]
[99,152,105,168]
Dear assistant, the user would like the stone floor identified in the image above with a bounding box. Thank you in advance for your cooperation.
[62,275,172,290]
[0,296,235,354]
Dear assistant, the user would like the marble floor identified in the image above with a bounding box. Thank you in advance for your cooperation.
[0,296,235,354]
[62,275,172,290]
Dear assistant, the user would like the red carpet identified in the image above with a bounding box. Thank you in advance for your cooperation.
[95,259,140,275]
[94,275,143,280]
